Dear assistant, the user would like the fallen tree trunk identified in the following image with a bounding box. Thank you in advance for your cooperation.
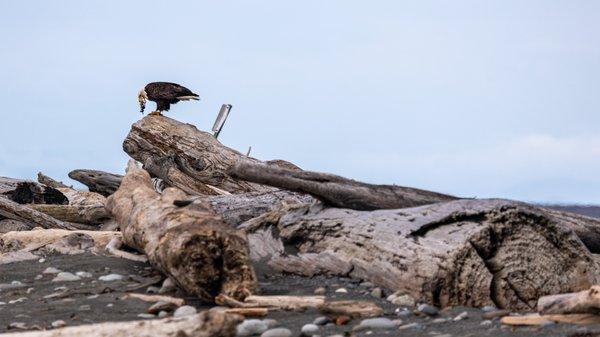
[0,197,77,230]
[122,116,275,194]
[0,311,241,337]
[68,169,123,197]
[243,198,600,311]
[229,161,457,210]
[106,161,258,302]
[537,285,600,315]
[28,204,110,225]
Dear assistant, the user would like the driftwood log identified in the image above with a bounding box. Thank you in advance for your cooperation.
[0,311,241,337]
[242,198,600,311]
[122,116,274,195]
[37,172,70,189]
[68,169,123,197]
[0,197,77,230]
[106,161,257,302]
[229,161,457,210]
[537,285,600,315]
[0,178,68,205]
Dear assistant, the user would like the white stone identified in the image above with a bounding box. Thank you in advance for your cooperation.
[76,271,93,278]
[42,267,61,274]
[391,294,416,307]
[137,313,155,319]
[159,277,176,294]
[158,311,169,318]
[334,288,348,294]
[52,272,81,282]
[173,305,197,317]
[453,311,468,321]
[38,258,46,263]
[354,318,395,330]
[300,323,319,335]
[236,319,269,336]
[51,320,66,328]
[98,274,124,282]
[260,328,292,337]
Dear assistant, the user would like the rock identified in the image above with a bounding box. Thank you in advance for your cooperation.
[38,258,46,263]
[236,319,268,336]
[158,311,169,318]
[354,317,395,331]
[106,303,113,307]
[260,328,292,337]
[99,274,124,282]
[301,323,319,335]
[75,271,93,278]
[51,320,66,328]
[432,318,448,324]
[11,280,23,286]
[370,287,382,298]
[334,288,348,294]
[417,303,439,316]
[391,294,415,307]
[313,316,330,325]
[480,320,492,327]
[137,313,155,319]
[87,294,99,299]
[26,288,34,294]
[398,322,424,330]
[481,305,497,312]
[8,322,27,330]
[159,277,176,294]
[146,286,160,294]
[453,311,468,321]
[360,282,374,288]
[262,319,278,328]
[335,316,351,325]
[78,305,91,311]
[42,267,61,274]
[34,274,43,280]
[173,305,197,317]
[314,287,326,295]
[52,272,81,282]
[395,308,412,318]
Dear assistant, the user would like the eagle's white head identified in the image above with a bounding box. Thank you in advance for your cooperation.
[138,89,148,114]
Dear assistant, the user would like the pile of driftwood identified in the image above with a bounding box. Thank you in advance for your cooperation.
[4,115,600,334]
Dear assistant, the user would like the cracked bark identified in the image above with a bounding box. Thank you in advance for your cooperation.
[243,199,600,311]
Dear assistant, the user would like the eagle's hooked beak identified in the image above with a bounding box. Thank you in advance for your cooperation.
[138,89,147,114]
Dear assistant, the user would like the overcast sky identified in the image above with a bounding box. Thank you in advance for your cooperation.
[1,1,599,203]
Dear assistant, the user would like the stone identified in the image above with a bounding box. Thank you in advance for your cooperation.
[236,319,268,336]
[137,313,155,319]
[75,271,93,278]
[34,274,43,280]
[391,294,415,307]
[301,323,319,335]
[395,308,412,318]
[159,277,176,294]
[335,315,351,325]
[146,286,160,294]
[314,287,326,295]
[42,267,61,274]
[173,305,197,317]
[313,316,330,325]
[26,288,34,294]
[417,303,439,316]
[354,317,395,331]
[432,318,448,324]
[398,322,424,330]
[51,320,66,328]
[11,280,23,286]
[481,305,497,312]
[38,258,46,263]
[334,288,348,294]
[360,282,374,288]
[453,311,468,321]
[480,320,492,327]
[87,294,99,299]
[78,305,91,311]
[52,272,81,282]
[370,287,382,298]
[99,274,124,281]
[260,328,292,337]
[158,311,169,318]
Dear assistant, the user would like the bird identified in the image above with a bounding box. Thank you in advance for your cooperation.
[137,82,200,115]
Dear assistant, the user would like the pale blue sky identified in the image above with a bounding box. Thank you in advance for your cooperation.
[1,1,599,203]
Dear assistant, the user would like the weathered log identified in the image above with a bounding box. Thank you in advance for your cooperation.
[122,116,274,194]
[0,219,29,233]
[244,199,600,311]
[229,161,457,210]
[0,311,241,337]
[0,197,77,230]
[106,160,258,302]
[68,169,123,197]
[37,172,70,189]
[1,179,68,205]
[537,285,600,315]
[28,204,110,225]
[500,313,600,325]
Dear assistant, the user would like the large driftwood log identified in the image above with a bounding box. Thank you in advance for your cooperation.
[28,204,110,225]
[122,116,275,194]
[0,197,77,230]
[106,161,258,302]
[68,169,123,197]
[229,161,457,210]
[243,199,600,311]
[537,285,600,315]
[0,311,241,337]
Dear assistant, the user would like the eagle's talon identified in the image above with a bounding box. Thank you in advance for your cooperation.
[148,111,162,116]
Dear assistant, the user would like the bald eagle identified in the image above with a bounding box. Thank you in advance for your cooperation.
[138,82,200,115]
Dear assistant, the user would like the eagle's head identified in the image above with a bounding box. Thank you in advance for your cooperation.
[137,89,148,114]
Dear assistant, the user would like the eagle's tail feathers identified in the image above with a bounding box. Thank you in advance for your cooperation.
[177,95,200,101]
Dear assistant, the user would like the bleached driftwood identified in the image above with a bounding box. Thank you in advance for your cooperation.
[229,161,457,210]
[501,313,600,326]
[537,285,600,315]
[28,204,110,225]
[122,293,185,307]
[0,311,241,337]
[68,169,123,197]
[0,197,77,230]
[122,116,275,194]
[106,161,257,302]
[244,199,600,311]
[105,237,147,262]
[318,300,384,318]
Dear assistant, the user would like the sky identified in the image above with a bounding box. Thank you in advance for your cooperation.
[0,1,599,203]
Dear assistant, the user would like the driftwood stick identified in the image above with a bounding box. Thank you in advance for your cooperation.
[105,237,148,262]
[243,295,325,310]
[122,293,185,307]
[537,285,600,314]
[106,160,258,302]
[229,161,457,210]
[37,172,70,189]
[0,197,77,230]
[68,169,123,197]
[0,311,241,337]
[501,313,600,326]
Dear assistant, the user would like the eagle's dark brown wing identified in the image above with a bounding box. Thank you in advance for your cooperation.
[145,82,199,101]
